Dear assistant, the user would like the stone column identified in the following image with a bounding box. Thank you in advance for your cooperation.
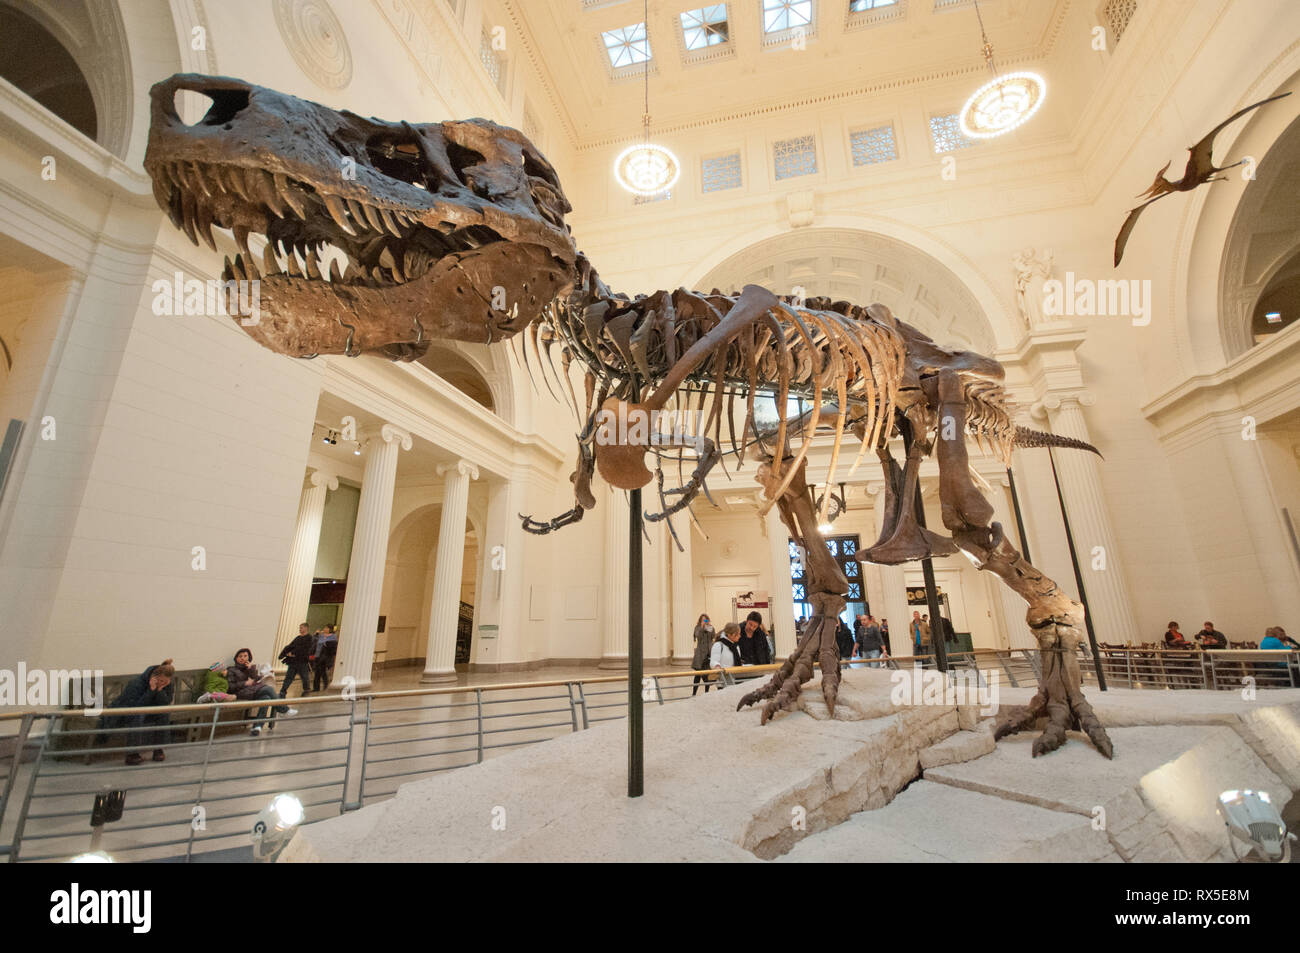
[670,524,695,665]
[599,485,629,669]
[1036,393,1138,645]
[868,483,912,656]
[766,505,797,658]
[421,459,479,683]
[332,424,411,691]
[273,467,338,666]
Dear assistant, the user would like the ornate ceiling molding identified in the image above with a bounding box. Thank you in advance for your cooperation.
[273,0,352,91]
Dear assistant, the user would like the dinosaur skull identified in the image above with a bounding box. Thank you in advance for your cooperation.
[144,74,578,359]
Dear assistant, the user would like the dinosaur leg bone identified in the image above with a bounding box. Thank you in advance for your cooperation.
[737,458,849,721]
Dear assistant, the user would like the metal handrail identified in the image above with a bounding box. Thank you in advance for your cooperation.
[3,651,1298,862]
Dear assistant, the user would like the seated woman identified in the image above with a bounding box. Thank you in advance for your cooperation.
[226,648,291,735]
[1163,622,1190,647]
[103,660,176,765]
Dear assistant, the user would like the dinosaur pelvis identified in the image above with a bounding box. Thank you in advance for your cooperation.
[594,397,654,491]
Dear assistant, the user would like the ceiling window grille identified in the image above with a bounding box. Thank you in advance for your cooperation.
[479,29,505,94]
[929,113,974,153]
[762,0,813,33]
[849,125,897,165]
[602,22,651,69]
[681,5,729,50]
[703,152,743,192]
[849,0,896,10]
[1104,0,1137,46]
[774,134,817,180]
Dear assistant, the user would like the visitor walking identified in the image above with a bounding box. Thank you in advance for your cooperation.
[710,622,744,678]
[279,623,315,698]
[739,611,772,667]
[691,613,716,695]
[911,611,930,655]
[859,615,884,667]
[313,624,338,691]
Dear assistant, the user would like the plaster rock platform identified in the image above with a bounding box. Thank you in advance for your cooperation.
[281,669,1300,863]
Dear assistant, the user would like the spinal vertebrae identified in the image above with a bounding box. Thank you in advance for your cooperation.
[144,75,1112,759]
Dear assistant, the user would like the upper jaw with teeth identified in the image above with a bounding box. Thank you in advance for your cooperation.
[152,157,481,290]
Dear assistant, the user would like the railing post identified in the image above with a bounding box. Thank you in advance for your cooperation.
[0,712,34,851]
[574,683,589,730]
[8,715,52,862]
[996,650,1018,687]
[184,706,222,862]
[343,696,368,813]
[475,688,485,763]
[1125,650,1133,689]
[651,676,664,706]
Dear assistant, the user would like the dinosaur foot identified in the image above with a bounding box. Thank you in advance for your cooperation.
[863,524,958,565]
[737,613,839,723]
[993,627,1114,759]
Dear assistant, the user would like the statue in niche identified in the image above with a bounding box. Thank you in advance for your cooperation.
[1011,247,1054,332]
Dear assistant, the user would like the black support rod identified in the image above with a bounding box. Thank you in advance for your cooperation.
[1046,450,1107,691]
[628,487,644,797]
[912,488,949,674]
[1005,467,1032,564]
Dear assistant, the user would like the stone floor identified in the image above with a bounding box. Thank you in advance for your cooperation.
[281,670,1300,863]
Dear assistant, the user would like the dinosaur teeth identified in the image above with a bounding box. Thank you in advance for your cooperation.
[329,258,343,283]
[346,199,373,234]
[179,190,199,246]
[222,255,233,281]
[305,248,321,280]
[358,202,385,233]
[233,225,252,261]
[273,173,308,220]
[195,203,217,251]
[263,241,280,275]
[322,194,357,235]
[285,250,302,277]
[231,254,247,280]
[189,162,213,200]
[379,207,404,237]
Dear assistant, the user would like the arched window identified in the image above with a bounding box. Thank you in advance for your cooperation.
[1251,250,1300,344]
[418,346,496,412]
[0,5,97,143]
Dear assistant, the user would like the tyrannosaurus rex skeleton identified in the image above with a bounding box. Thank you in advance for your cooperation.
[143,75,1112,758]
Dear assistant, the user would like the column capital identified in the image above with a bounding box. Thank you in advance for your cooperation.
[360,423,412,452]
[437,459,480,481]
[866,481,887,498]
[308,467,339,491]
[1030,390,1095,419]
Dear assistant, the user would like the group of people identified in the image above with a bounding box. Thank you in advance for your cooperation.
[690,611,772,694]
[1163,621,1299,651]
[102,621,343,764]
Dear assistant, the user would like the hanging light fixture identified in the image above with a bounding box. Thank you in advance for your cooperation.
[614,0,680,197]
[959,0,1047,140]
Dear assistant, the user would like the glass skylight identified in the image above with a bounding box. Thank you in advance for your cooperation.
[762,0,812,34]
[849,0,896,10]
[603,23,651,69]
[681,5,729,50]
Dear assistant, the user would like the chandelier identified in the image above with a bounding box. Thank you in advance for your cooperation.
[958,1,1046,140]
[614,0,680,196]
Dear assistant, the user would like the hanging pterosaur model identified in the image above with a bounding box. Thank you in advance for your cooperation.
[1113,92,1291,266]
[144,74,1114,758]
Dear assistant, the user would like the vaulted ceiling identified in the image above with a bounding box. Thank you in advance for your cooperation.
[503,0,1068,150]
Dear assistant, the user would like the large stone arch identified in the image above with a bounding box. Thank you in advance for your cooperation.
[688,223,1000,355]
[1175,50,1300,373]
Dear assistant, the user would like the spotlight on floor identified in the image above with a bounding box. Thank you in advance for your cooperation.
[1217,789,1294,862]
[252,793,305,862]
[69,851,114,862]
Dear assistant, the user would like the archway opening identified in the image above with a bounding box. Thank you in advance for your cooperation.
[0,5,97,143]
[418,346,496,412]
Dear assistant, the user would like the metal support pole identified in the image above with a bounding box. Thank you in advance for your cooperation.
[1005,467,1032,564]
[911,487,948,674]
[1047,449,1108,691]
[628,487,644,798]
